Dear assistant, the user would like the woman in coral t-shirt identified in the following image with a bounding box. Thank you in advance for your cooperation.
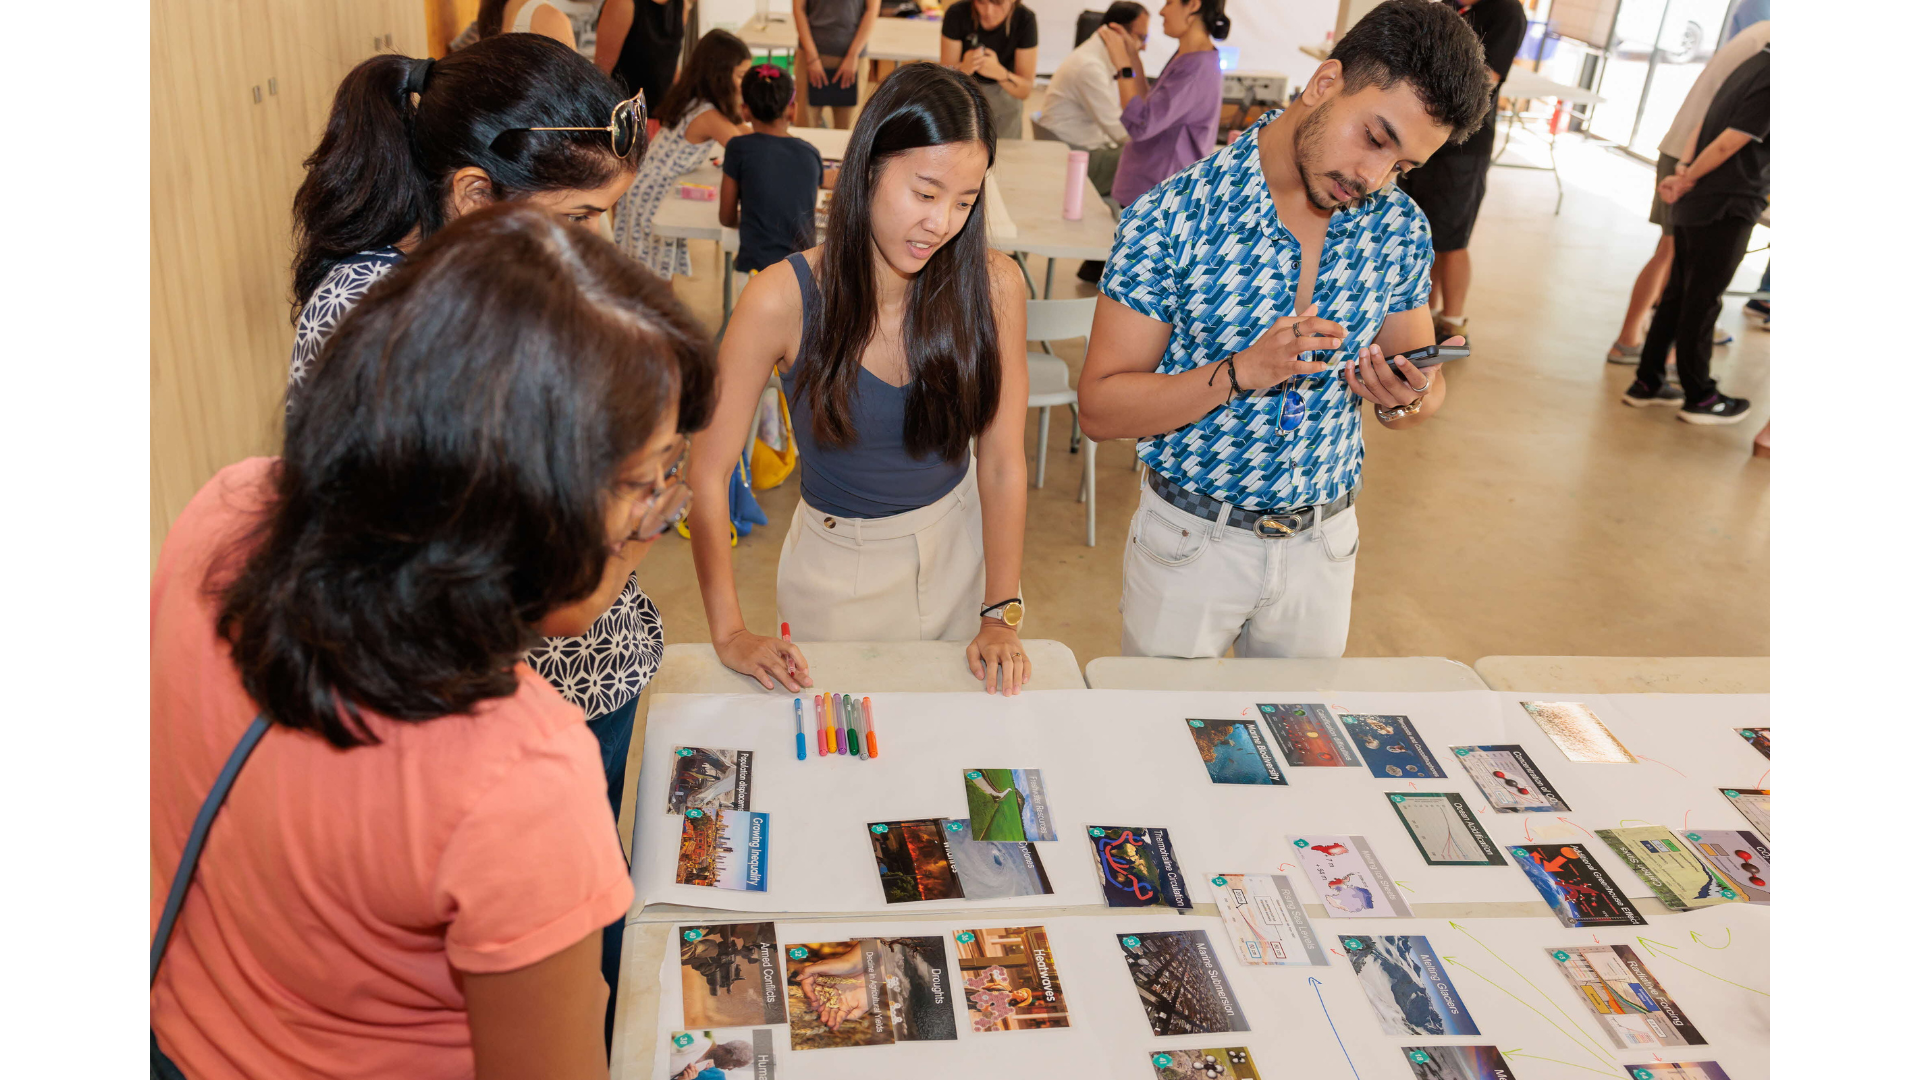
[150,204,715,1079]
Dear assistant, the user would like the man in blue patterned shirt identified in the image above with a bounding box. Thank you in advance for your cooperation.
[1080,0,1492,658]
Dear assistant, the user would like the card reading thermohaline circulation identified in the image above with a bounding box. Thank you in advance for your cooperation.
[1087,826,1193,910]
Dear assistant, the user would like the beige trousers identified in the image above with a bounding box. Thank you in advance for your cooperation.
[776,460,986,642]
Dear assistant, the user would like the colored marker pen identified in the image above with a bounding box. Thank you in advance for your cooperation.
[792,698,806,760]
[813,694,826,757]
[780,621,795,680]
[832,693,847,755]
[842,693,856,758]
[848,693,866,760]
[863,696,878,758]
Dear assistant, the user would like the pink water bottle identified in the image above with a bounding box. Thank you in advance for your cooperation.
[1063,149,1088,220]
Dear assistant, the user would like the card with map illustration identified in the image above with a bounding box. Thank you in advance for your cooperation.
[667,747,753,815]
[1185,718,1287,785]
[784,937,957,1049]
[1521,701,1635,763]
[1208,872,1328,966]
[1545,944,1706,1050]
[952,925,1069,1032]
[1597,826,1746,910]
[1340,935,1480,1036]
[964,768,1057,841]
[1684,829,1769,904]
[675,809,769,892]
[1388,793,1506,866]
[1510,843,1646,928]
[1117,930,1250,1036]
[1720,788,1770,840]
[939,818,1054,899]
[1150,1047,1262,1079]
[676,923,788,1029]
[1451,744,1570,813]
[666,1029,777,1080]
[1402,1046,1517,1080]
[867,819,963,904]
[1287,834,1412,918]
[1087,825,1193,910]
[1339,714,1446,778]
[1256,703,1361,766]
[1735,726,1769,757]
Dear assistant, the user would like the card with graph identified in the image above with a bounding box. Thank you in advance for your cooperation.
[1387,792,1506,866]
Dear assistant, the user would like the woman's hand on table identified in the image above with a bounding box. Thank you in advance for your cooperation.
[968,620,1030,696]
[715,627,813,692]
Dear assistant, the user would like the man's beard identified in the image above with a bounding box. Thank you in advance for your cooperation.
[1292,102,1374,212]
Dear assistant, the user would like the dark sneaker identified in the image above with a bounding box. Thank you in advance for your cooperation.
[1743,300,1770,329]
[1678,394,1751,425]
[1623,379,1683,407]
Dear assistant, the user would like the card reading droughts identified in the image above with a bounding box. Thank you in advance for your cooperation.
[1340,713,1446,778]
[939,818,1055,899]
[1510,843,1646,928]
[964,768,1057,841]
[676,923,788,1029]
[1208,872,1329,966]
[1684,830,1769,904]
[1256,703,1361,767]
[1186,718,1287,785]
[1596,826,1746,910]
[1451,744,1570,813]
[1521,701,1635,763]
[676,809,769,892]
[952,926,1069,1032]
[666,1028,776,1080]
[1736,726,1769,757]
[1150,1047,1262,1079]
[784,937,957,1049]
[1288,834,1412,918]
[1388,793,1506,866]
[1544,944,1706,1050]
[1339,935,1480,1036]
[867,819,963,904]
[1720,788,1769,840]
[1117,930,1250,1036]
[1088,826,1193,909]
[1402,1046,1518,1080]
[667,747,753,815]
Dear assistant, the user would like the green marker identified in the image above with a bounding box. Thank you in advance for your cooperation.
[847,692,866,760]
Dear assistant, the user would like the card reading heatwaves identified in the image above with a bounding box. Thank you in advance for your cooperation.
[667,747,753,815]
[675,809,769,892]
[1387,793,1506,866]
[1596,826,1746,910]
[784,937,957,1049]
[1510,843,1646,927]
[867,818,1053,904]
[1339,713,1446,778]
[1450,745,1570,813]
[963,768,1057,841]
[1287,834,1412,918]
[1117,930,1250,1036]
[1207,873,1328,966]
[676,923,788,1029]
[1185,718,1287,785]
[1087,826,1193,910]
[1544,944,1706,1050]
[951,926,1070,1032]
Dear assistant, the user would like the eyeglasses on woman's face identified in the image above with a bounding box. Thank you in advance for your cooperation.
[612,438,690,548]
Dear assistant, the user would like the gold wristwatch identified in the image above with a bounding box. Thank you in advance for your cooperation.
[1375,396,1425,423]
[980,598,1024,629]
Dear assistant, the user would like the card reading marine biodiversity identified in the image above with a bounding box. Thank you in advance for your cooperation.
[1520,701,1635,763]
[964,768,1057,841]
[1207,873,1329,966]
[1340,713,1446,778]
[676,923,789,1029]
[675,809,769,892]
[1510,843,1646,928]
[1719,788,1769,840]
[1339,935,1480,1036]
[1451,744,1570,813]
[1683,830,1768,904]
[1544,944,1706,1050]
[667,747,754,815]
[952,926,1069,1032]
[1256,703,1361,767]
[1185,718,1287,785]
[1150,1047,1262,1079]
[1387,793,1507,866]
[1087,826,1193,910]
[1401,1045,1517,1080]
[1117,930,1250,1036]
[666,1028,777,1080]
[1596,826,1746,910]
[1287,834,1412,918]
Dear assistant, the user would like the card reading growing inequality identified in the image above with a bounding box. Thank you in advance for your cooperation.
[1287,834,1412,918]
[1207,872,1328,966]
[1087,826,1193,910]
[1719,788,1769,841]
[666,1029,776,1080]
[1339,713,1446,778]
[1340,935,1480,1037]
[1117,930,1250,1036]
[1387,793,1506,866]
[784,937,957,1049]
[1402,1046,1518,1080]
[1520,701,1635,763]
[1256,703,1361,767]
[1544,944,1706,1050]
[1510,843,1645,928]
[1451,744,1570,813]
[676,809,769,892]
[676,923,788,1029]
[1150,1047,1262,1079]
[1185,718,1287,785]
[964,768,1057,841]
[1684,830,1769,904]
[1597,826,1746,910]
[667,747,753,815]
[951,925,1069,1032]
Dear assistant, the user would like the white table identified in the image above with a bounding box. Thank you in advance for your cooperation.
[1492,67,1606,215]
[1474,655,1769,694]
[735,12,943,63]
[1084,655,1487,691]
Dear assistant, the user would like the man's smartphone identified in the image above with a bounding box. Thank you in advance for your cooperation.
[1398,343,1470,369]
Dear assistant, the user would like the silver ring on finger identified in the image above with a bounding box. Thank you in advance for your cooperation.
[1292,321,1305,338]
[1406,371,1432,394]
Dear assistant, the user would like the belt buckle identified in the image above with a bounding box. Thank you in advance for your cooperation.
[1254,514,1294,539]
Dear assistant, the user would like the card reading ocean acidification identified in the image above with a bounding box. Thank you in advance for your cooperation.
[1256,703,1361,767]
[1510,843,1646,928]
[1207,872,1328,966]
[964,768,1057,841]
[1596,826,1746,910]
[1388,793,1507,866]
[1287,834,1412,918]
[1185,718,1287,785]
[1544,944,1706,1050]
[1451,744,1570,813]
[1340,713,1447,778]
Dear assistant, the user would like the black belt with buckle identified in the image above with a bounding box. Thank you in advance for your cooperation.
[1146,468,1355,538]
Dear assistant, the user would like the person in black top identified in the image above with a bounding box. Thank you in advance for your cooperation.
[1394,0,1526,345]
[595,0,688,115]
[720,65,839,273]
[940,0,1040,139]
[1624,46,1768,423]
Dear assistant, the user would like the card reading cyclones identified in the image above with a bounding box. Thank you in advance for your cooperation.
[1287,834,1413,918]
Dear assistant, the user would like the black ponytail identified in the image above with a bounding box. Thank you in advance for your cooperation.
[291,34,633,310]
[1199,0,1231,40]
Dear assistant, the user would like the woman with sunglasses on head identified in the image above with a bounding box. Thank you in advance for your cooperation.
[688,64,1033,697]
[153,205,714,1080]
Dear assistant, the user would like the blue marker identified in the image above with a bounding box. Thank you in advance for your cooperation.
[792,698,806,761]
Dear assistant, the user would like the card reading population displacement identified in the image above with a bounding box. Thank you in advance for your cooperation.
[1387,792,1507,866]
[951,925,1070,1032]
[784,937,958,1049]
[1341,713,1446,778]
[1257,703,1361,766]
[1545,944,1707,1050]
[964,768,1058,841]
[1401,1046,1518,1080]
[676,923,789,1029]
[1511,843,1646,927]
[676,808,770,892]
[1185,718,1287,784]
[667,746,753,815]
[1208,873,1328,966]
[1450,745,1570,813]
[1150,1047,1263,1079]
[1520,701,1635,763]
[1087,825,1193,910]
[666,1028,777,1080]
[1340,935,1481,1037]
[1287,834,1413,918]
[1596,826,1746,910]
[1117,930,1251,1036]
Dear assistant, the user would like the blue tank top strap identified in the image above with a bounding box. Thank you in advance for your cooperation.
[787,252,821,342]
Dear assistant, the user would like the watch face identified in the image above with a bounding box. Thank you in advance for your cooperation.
[1002,600,1023,628]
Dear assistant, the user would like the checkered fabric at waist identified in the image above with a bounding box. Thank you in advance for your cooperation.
[1147,467,1356,538]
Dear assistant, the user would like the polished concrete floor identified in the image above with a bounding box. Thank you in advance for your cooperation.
[641,135,1770,667]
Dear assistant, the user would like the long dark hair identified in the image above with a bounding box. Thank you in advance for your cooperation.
[794,64,1000,462]
[476,0,511,37]
[291,34,633,309]
[219,204,716,748]
[655,29,751,128]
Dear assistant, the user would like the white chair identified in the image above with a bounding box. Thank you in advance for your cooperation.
[1026,297,1099,546]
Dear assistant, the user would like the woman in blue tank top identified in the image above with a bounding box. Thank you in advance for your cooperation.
[686,64,1033,695]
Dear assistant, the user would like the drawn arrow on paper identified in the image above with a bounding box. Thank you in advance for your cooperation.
[1691,928,1732,950]
[1505,1051,1628,1078]
[1636,936,1768,996]
[1523,817,1535,841]
[1556,816,1595,839]
[1448,922,1617,1063]
[1393,880,1416,892]
[1441,955,1616,1069]
[1307,976,1362,1080]
[1634,753,1689,778]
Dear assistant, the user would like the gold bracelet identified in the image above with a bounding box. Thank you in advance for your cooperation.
[1375,396,1425,423]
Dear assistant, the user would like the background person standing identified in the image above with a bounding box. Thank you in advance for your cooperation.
[796,0,881,130]
[596,0,689,118]
[940,0,1040,140]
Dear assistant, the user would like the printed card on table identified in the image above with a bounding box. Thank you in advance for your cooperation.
[939,818,1055,899]
[1451,744,1570,813]
[1287,834,1412,918]
[1719,788,1770,840]
[952,925,1070,1032]
[1340,713,1446,778]
[667,1028,777,1080]
[964,768,1057,841]
[1386,793,1506,866]
[1684,829,1769,904]
[784,937,957,1049]
[1597,826,1746,910]
[1544,944,1706,1050]
[1150,1047,1262,1079]
[1510,843,1646,928]
[676,809,769,892]
[867,819,964,904]
[1735,726,1769,757]
[1185,718,1287,785]
[1339,935,1480,1036]
[1208,872,1328,966]
[1117,930,1250,1036]
[1520,701,1635,763]
[677,923,789,1029]
[1623,1063,1733,1080]
[1402,1046,1518,1080]
[1087,825,1193,910]
[1257,702,1362,767]
[667,747,753,815]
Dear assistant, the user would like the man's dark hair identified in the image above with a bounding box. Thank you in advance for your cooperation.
[1329,0,1491,144]
[1101,2,1148,28]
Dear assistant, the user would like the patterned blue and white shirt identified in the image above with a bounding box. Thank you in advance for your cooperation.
[1101,108,1434,510]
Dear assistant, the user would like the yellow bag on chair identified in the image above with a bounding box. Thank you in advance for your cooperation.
[749,385,797,490]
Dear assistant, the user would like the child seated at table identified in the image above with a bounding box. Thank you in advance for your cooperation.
[719,64,839,275]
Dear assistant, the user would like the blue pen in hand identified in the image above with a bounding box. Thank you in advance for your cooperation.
[792,698,806,760]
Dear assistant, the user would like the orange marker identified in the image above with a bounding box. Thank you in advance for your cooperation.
[863,696,878,758]
[824,695,837,755]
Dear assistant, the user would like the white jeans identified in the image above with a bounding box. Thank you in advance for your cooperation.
[1120,477,1359,659]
